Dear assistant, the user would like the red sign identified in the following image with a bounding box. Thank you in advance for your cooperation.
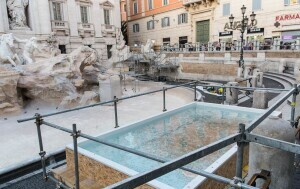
[276,13,300,21]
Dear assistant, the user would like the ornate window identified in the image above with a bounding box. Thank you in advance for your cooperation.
[80,6,89,23]
[104,9,110,25]
[52,2,63,20]
[100,1,114,25]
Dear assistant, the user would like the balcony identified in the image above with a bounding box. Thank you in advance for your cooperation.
[101,24,116,37]
[78,23,95,37]
[183,0,216,7]
[51,20,70,36]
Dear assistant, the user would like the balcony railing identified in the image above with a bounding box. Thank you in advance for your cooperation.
[51,20,70,35]
[78,23,95,37]
[101,24,116,36]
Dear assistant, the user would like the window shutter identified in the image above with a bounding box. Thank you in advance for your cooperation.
[167,17,169,26]
[185,13,188,23]
[178,14,180,24]
[161,18,163,27]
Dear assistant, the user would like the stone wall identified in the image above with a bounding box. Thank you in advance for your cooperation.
[181,62,237,75]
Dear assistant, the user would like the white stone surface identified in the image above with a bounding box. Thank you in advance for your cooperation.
[0,83,194,170]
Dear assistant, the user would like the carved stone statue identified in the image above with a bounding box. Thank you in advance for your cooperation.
[14,36,40,64]
[7,0,29,29]
[108,28,131,64]
[0,33,21,66]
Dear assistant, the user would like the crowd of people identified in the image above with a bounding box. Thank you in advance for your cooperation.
[162,40,298,52]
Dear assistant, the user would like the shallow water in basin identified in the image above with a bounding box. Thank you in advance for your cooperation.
[79,103,263,188]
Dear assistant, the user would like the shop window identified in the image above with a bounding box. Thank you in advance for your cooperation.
[285,0,300,5]
[161,17,170,27]
[133,1,138,14]
[147,20,154,30]
[163,38,170,46]
[178,13,188,24]
[179,36,188,45]
[252,0,261,11]
[223,3,230,16]
[133,24,139,32]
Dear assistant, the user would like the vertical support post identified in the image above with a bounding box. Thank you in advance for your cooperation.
[194,82,197,101]
[35,113,47,181]
[235,123,246,186]
[72,124,80,189]
[222,86,225,104]
[291,84,298,126]
[114,96,119,128]
[163,87,167,112]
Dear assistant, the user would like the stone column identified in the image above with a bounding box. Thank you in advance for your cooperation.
[0,2,5,33]
[296,37,300,50]
[225,82,239,105]
[221,41,226,52]
[247,76,257,88]
[244,66,252,78]
[36,1,52,35]
[99,75,122,102]
[67,0,79,36]
[253,40,260,51]
[236,40,241,51]
[278,59,286,73]
[208,42,212,51]
[254,72,263,87]
[252,90,268,109]
[273,38,280,51]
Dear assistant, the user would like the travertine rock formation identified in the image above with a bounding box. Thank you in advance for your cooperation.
[0,67,22,114]
[18,46,99,106]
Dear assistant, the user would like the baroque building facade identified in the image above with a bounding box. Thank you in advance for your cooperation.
[214,0,300,43]
[126,0,300,47]
[0,0,121,59]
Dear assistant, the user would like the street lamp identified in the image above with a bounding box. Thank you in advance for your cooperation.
[228,5,256,75]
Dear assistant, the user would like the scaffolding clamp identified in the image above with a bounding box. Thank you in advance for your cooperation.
[230,176,243,188]
[71,130,81,138]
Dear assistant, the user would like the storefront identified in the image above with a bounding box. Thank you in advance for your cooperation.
[246,28,265,43]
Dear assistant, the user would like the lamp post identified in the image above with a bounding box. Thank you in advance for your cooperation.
[229,5,256,75]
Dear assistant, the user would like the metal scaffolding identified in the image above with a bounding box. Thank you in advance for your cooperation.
[17,82,300,189]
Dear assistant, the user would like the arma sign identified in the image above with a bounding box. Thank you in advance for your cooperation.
[276,13,300,21]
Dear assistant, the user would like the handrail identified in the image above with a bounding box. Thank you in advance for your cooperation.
[18,81,291,123]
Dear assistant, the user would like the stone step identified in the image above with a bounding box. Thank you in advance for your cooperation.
[52,165,100,189]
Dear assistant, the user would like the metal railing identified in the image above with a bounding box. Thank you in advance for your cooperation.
[161,41,300,52]
[17,82,300,189]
